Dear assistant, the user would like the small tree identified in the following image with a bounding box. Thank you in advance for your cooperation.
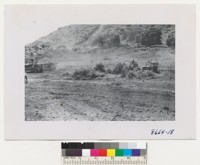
[166,33,175,48]
[113,63,124,75]
[135,35,141,47]
[112,35,120,47]
[95,35,105,47]
[94,63,105,72]
[107,35,120,47]
[141,28,162,47]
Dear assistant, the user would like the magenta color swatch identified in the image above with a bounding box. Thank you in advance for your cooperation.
[90,149,98,156]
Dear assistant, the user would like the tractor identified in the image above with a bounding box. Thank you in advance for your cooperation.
[142,60,159,73]
[25,58,43,73]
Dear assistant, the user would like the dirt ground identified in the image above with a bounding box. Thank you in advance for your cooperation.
[25,47,175,121]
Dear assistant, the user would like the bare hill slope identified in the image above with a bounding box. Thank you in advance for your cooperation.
[25,24,175,60]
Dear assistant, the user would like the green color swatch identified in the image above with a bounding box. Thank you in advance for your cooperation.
[115,149,123,156]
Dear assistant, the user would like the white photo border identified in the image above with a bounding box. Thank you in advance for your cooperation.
[4,4,196,139]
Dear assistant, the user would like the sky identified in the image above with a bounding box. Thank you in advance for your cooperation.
[5,5,123,45]
[5,5,76,44]
[5,4,185,45]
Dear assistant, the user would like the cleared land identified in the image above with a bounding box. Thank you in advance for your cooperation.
[25,47,175,121]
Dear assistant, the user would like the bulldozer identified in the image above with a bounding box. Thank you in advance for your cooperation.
[25,58,56,73]
[142,60,159,73]
[25,51,56,73]
[40,62,56,71]
[25,58,43,73]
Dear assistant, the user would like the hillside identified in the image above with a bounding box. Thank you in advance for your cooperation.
[25,24,175,121]
[25,24,175,62]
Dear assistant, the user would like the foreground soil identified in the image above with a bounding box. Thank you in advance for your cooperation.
[25,75,175,121]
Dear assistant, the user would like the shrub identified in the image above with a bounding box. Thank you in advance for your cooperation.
[120,69,126,78]
[88,70,100,79]
[93,35,105,47]
[163,106,169,111]
[145,70,155,78]
[137,70,155,79]
[127,70,156,79]
[93,34,120,48]
[128,59,139,70]
[74,68,90,77]
[127,70,137,79]
[113,63,125,75]
[72,68,91,80]
[106,68,113,74]
[141,28,162,47]
[166,33,175,48]
[72,68,104,80]
[94,63,105,72]
[135,35,141,47]
[109,35,120,47]
[113,60,139,77]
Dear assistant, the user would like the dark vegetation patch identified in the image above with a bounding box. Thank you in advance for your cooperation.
[72,68,105,80]
[72,59,158,80]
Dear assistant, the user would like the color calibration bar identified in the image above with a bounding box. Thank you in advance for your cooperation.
[61,142,147,165]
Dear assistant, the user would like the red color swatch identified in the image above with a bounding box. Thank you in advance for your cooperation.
[98,149,107,156]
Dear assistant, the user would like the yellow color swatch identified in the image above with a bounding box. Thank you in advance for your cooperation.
[107,149,115,156]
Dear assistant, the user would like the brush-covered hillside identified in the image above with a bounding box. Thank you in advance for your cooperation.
[25,24,175,62]
[25,24,175,121]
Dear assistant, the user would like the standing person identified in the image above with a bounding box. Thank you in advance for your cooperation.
[25,73,28,84]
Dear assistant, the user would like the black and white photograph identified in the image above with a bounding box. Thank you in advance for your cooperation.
[1,2,200,165]
[4,5,196,139]
[25,24,175,121]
